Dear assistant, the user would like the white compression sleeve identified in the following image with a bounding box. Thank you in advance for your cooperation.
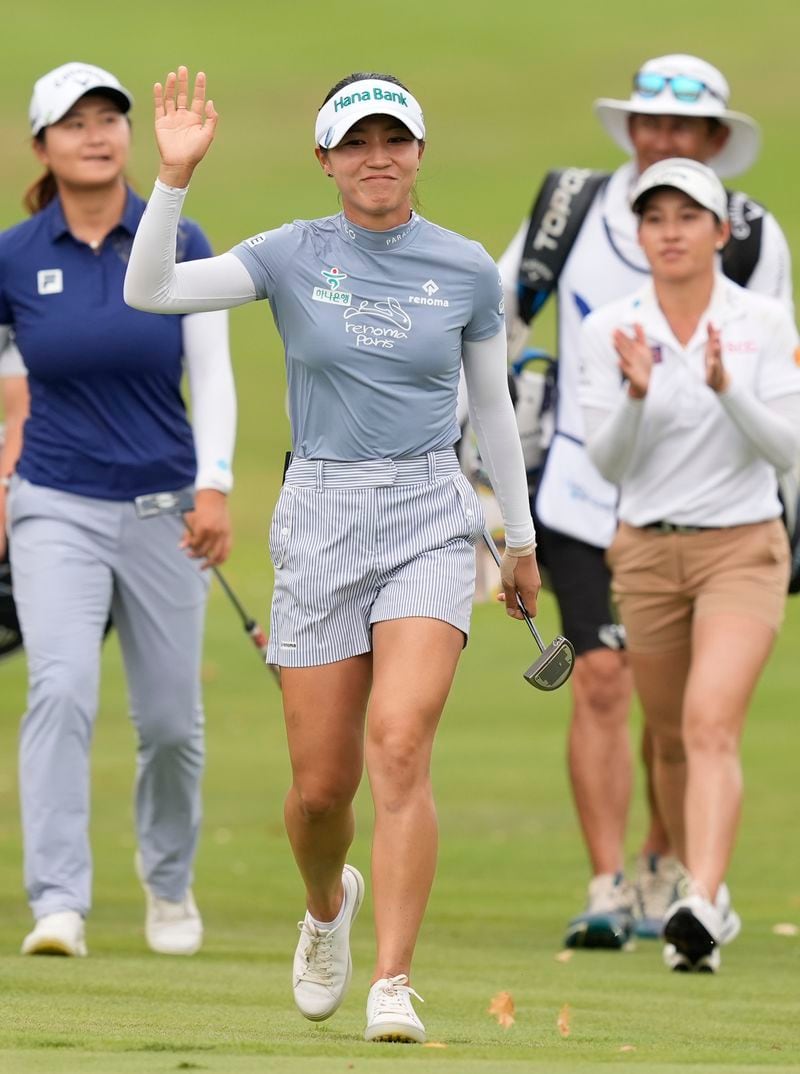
[462,330,536,548]
[718,387,800,474]
[183,310,237,493]
[124,181,257,313]
[583,394,645,484]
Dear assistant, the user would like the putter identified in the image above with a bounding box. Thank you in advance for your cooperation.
[134,491,280,684]
[481,530,575,691]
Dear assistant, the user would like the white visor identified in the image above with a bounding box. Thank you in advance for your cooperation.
[631,158,728,221]
[315,79,425,148]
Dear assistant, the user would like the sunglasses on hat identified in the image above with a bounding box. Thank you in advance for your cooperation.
[633,72,725,105]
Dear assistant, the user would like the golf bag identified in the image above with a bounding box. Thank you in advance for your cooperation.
[0,551,23,661]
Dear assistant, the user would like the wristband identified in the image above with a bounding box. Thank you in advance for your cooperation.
[504,542,536,558]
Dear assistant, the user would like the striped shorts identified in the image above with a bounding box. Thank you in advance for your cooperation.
[266,449,485,667]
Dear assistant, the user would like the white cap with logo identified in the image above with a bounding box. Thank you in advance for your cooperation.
[315,78,425,149]
[630,158,729,221]
[29,62,133,136]
[593,54,760,179]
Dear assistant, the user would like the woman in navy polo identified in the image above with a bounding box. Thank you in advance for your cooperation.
[0,62,236,959]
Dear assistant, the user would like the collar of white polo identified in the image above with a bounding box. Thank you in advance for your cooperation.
[315,79,425,149]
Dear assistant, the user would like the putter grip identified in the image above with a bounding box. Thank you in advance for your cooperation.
[247,621,269,656]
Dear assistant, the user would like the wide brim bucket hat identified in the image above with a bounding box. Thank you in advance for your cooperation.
[593,54,760,179]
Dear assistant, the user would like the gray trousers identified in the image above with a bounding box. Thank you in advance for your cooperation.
[8,478,209,919]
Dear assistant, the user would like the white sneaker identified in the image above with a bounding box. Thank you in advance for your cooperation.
[21,911,87,957]
[293,864,364,1021]
[633,854,685,939]
[364,974,426,1043]
[663,891,722,970]
[136,852,203,956]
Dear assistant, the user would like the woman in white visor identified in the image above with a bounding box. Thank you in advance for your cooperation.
[125,67,539,1042]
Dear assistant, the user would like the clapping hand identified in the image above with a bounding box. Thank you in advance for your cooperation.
[704,322,729,393]
[155,66,218,188]
[613,323,653,399]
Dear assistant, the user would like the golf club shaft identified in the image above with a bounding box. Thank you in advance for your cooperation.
[182,517,277,676]
[481,530,547,655]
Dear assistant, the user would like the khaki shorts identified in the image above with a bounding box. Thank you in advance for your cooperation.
[606,519,790,655]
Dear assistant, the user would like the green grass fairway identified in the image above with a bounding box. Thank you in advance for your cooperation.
[2,1,800,1070]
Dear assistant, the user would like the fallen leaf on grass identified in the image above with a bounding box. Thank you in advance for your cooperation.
[557,1003,571,1038]
[423,1042,448,1048]
[488,991,515,1029]
[772,922,799,936]
[554,949,574,963]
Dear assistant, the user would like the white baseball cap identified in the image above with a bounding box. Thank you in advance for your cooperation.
[630,158,729,221]
[315,78,425,149]
[594,54,760,178]
[30,62,133,136]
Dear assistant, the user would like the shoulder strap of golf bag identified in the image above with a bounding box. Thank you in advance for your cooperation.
[721,190,764,288]
[517,168,611,324]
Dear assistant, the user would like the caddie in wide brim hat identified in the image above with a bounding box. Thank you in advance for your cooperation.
[594,54,761,178]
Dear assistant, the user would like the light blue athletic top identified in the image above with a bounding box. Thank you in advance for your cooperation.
[232,212,503,460]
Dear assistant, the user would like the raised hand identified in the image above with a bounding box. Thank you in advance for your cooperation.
[154,66,218,188]
[613,322,653,399]
[704,322,729,393]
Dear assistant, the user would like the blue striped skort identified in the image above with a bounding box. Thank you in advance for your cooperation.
[266,449,485,667]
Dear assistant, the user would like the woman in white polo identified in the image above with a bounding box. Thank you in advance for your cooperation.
[125,68,539,1041]
[579,158,800,973]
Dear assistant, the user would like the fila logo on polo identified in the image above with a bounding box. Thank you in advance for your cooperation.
[407,279,449,307]
[37,269,63,295]
[313,265,352,306]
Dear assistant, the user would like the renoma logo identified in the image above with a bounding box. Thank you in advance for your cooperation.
[313,265,352,307]
[343,297,412,349]
[408,279,449,308]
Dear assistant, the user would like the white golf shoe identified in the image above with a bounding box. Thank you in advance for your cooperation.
[293,864,364,1021]
[136,853,203,956]
[364,974,426,1043]
[662,881,739,973]
[21,911,87,957]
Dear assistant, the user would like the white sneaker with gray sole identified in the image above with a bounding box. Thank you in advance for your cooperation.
[293,863,365,1021]
[21,911,87,957]
[364,974,426,1043]
[135,852,203,956]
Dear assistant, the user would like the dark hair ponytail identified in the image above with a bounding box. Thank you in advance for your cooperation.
[23,131,57,215]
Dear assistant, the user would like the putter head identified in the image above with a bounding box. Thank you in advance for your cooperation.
[134,489,195,520]
[523,636,575,691]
